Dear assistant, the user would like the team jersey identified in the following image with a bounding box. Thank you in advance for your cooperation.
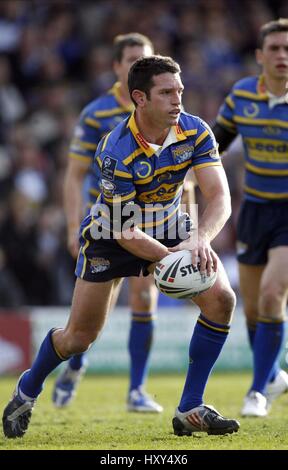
[216,75,288,203]
[91,111,221,238]
[68,82,133,206]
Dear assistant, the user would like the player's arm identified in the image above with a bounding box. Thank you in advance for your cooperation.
[64,157,90,258]
[181,169,197,216]
[172,164,231,274]
[117,225,170,262]
[212,123,236,154]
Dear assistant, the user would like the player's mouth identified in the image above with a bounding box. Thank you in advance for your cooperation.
[169,109,181,117]
[276,63,288,71]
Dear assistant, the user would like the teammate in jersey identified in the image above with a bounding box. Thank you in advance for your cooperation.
[3,55,240,438]
[213,18,288,417]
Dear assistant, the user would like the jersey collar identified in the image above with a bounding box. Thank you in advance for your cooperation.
[127,112,187,157]
[109,82,134,113]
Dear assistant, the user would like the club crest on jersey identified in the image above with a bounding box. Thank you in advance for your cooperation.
[102,156,117,180]
[243,102,259,118]
[136,161,152,179]
[89,257,110,274]
[172,144,194,163]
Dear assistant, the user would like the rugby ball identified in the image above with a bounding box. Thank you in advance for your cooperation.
[154,250,217,299]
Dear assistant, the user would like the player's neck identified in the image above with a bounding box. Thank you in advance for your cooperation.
[118,83,131,105]
[263,75,288,96]
[135,113,170,145]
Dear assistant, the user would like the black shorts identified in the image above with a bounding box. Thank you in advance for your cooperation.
[236,200,288,265]
[75,214,192,282]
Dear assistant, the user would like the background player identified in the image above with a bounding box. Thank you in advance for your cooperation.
[213,18,288,417]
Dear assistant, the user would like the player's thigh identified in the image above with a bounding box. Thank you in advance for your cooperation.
[191,259,236,324]
[65,277,115,337]
[238,263,264,321]
[129,274,159,312]
[109,278,124,312]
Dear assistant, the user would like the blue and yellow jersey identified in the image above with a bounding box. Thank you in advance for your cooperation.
[91,111,221,238]
[68,82,133,206]
[216,75,288,202]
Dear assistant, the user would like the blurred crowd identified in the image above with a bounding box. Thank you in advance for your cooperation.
[0,0,287,307]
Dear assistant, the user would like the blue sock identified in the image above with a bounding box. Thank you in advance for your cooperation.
[20,329,68,399]
[247,321,280,383]
[250,319,285,394]
[128,312,154,392]
[68,353,86,371]
[179,314,230,412]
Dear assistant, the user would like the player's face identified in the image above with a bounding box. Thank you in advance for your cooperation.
[145,72,183,127]
[256,32,288,80]
[114,44,153,85]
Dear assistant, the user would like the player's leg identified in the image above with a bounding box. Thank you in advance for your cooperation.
[52,278,123,407]
[2,278,115,438]
[242,247,288,416]
[127,274,162,413]
[172,259,239,435]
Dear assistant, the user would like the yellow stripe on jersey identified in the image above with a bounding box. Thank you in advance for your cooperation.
[195,129,209,147]
[73,139,97,150]
[194,162,222,170]
[244,185,288,199]
[94,107,127,118]
[102,131,112,151]
[225,96,235,109]
[233,89,268,101]
[89,188,100,196]
[123,147,144,166]
[245,162,288,176]
[68,152,91,163]
[216,115,237,132]
[84,117,101,128]
[104,190,137,204]
[234,116,288,129]
[114,169,133,179]
[138,202,179,228]
[183,129,197,137]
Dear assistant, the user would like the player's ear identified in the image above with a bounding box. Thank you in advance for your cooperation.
[255,48,263,66]
[131,89,146,107]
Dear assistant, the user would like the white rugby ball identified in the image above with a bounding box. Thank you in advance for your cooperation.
[154,250,217,299]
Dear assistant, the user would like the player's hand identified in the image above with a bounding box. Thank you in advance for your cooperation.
[169,234,217,276]
[67,228,80,259]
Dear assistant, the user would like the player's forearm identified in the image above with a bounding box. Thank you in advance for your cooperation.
[116,227,170,261]
[198,194,231,243]
[63,168,85,230]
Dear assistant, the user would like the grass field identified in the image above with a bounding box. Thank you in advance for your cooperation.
[0,372,288,450]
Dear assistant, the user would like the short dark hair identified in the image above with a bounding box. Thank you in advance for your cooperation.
[112,33,154,62]
[128,55,181,105]
[258,18,288,48]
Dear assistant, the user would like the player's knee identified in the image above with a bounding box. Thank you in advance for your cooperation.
[64,330,96,355]
[259,281,286,317]
[213,287,236,323]
[131,288,156,311]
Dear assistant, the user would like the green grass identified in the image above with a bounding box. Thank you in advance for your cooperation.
[0,372,288,450]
